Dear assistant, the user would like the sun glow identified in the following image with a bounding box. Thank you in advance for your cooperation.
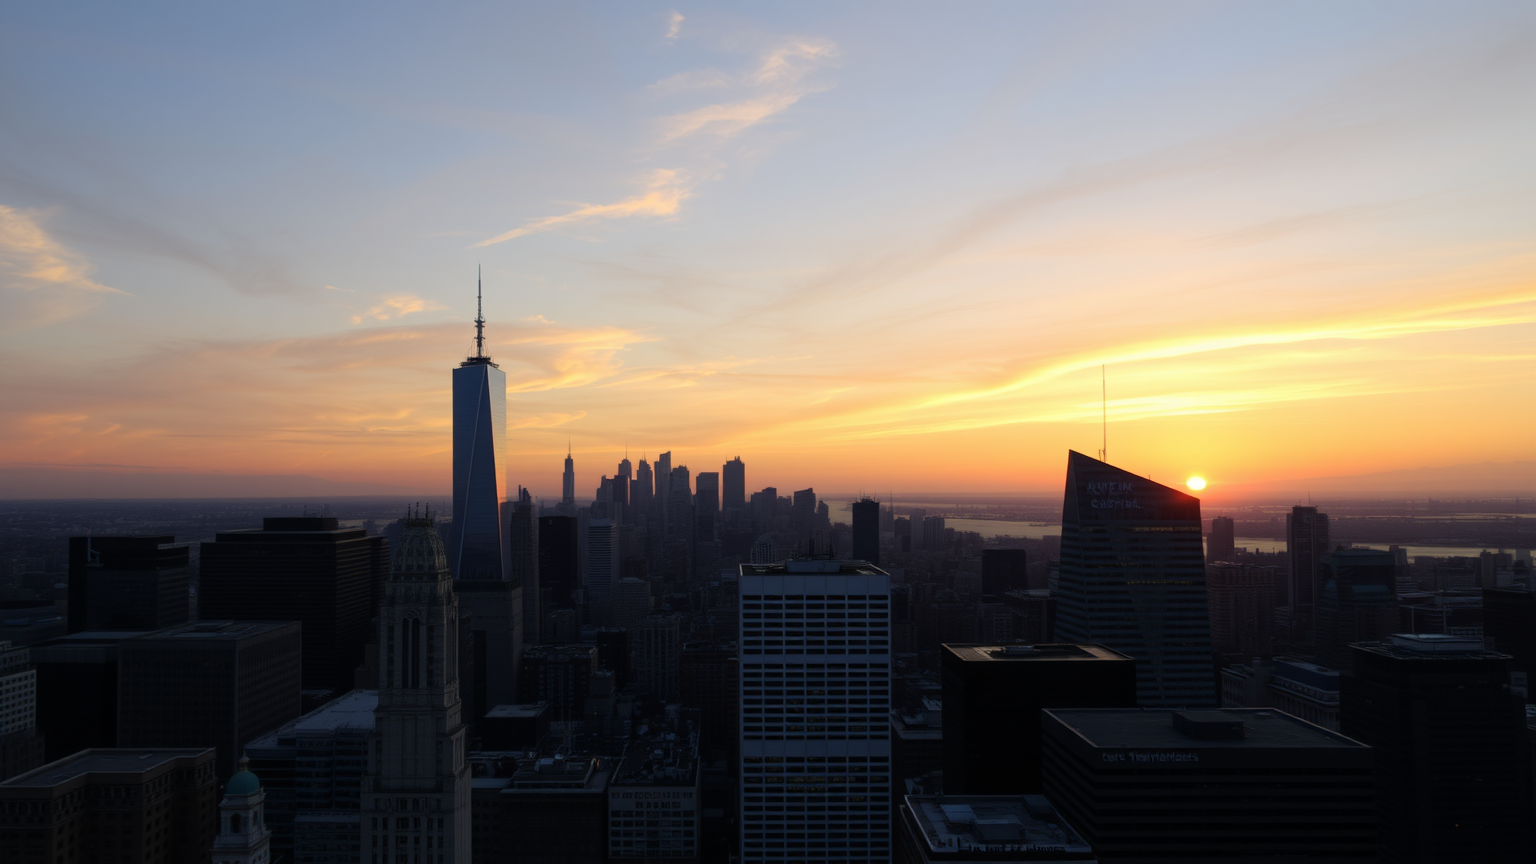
[1186,476,1206,491]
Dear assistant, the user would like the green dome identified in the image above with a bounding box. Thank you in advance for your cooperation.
[225,757,260,796]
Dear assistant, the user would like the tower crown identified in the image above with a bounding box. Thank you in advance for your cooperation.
[391,516,450,581]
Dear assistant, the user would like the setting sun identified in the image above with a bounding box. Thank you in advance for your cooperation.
[1186,476,1207,491]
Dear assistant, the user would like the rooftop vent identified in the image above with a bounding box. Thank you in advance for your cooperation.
[1172,710,1245,740]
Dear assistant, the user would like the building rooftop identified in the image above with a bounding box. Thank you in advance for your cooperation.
[485,702,549,720]
[903,794,1095,860]
[1352,633,1511,662]
[740,559,887,576]
[132,620,297,641]
[1045,708,1368,751]
[3,748,214,789]
[943,643,1132,663]
[248,690,378,749]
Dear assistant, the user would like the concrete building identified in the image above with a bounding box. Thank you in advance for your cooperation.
[739,559,892,864]
[0,641,43,782]
[609,720,702,863]
[0,748,218,864]
[1042,708,1376,863]
[942,643,1136,795]
[896,794,1096,863]
[471,753,612,864]
[117,620,303,781]
[1205,563,1277,660]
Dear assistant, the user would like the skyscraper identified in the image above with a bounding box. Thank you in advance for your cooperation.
[538,514,580,617]
[722,457,746,512]
[361,513,471,862]
[562,445,576,512]
[1055,451,1216,708]
[695,471,720,514]
[980,548,1027,595]
[1207,516,1235,563]
[509,487,540,645]
[656,452,672,515]
[1286,505,1330,636]
[453,274,509,581]
[739,559,892,863]
[585,519,619,616]
[1316,548,1398,670]
[851,497,880,565]
[67,535,190,633]
[1206,562,1277,661]
[633,458,653,509]
[615,454,632,510]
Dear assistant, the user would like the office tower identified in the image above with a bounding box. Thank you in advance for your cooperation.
[455,576,522,727]
[1207,516,1235,563]
[67,535,190,633]
[519,645,598,723]
[633,613,683,701]
[0,748,218,863]
[1484,586,1536,680]
[1043,708,1375,863]
[852,497,881,566]
[723,457,746,512]
[696,471,720,514]
[896,794,1094,864]
[1341,634,1534,863]
[211,758,272,864]
[791,488,816,533]
[510,487,541,645]
[608,720,702,863]
[118,620,302,780]
[941,643,1136,795]
[739,559,892,864]
[1316,549,1398,670]
[907,509,926,550]
[921,516,947,553]
[667,466,693,541]
[609,578,652,631]
[634,458,654,508]
[586,519,620,616]
[538,514,580,615]
[656,452,673,515]
[200,516,389,695]
[562,445,577,511]
[980,548,1026,596]
[453,276,509,581]
[470,752,612,863]
[1056,451,1216,708]
[615,455,633,509]
[1286,505,1331,635]
[0,642,43,782]
[246,689,377,862]
[31,630,139,761]
[361,514,472,863]
[1206,562,1277,660]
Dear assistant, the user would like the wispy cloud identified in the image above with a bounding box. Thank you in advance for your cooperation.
[474,169,691,248]
[351,293,448,324]
[665,11,684,41]
[0,205,125,330]
[658,40,837,142]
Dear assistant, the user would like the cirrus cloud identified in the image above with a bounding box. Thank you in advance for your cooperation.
[0,204,125,331]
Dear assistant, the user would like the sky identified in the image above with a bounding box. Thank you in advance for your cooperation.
[1,2,1533,501]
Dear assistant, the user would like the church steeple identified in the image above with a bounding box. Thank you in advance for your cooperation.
[212,757,271,864]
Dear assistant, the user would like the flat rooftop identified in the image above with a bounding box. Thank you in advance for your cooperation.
[1046,708,1367,751]
[1351,633,1511,662]
[740,559,887,576]
[134,620,296,641]
[904,794,1095,860]
[944,643,1131,663]
[3,748,213,789]
[249,690,377,747]
[486,702,549,720]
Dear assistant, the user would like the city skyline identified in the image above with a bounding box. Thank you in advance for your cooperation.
[2,3,1533,502]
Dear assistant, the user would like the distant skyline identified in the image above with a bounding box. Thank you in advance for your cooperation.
[2,3,1532,500]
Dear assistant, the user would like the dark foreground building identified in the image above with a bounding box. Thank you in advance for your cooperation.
[1041,708,1376,863]
[1341,634,1534,863]
[0,748,218,864]
[896,794,1096,863]
[67,535,190,633]
[200,516,388,695]
[1055,451,1215,707]
[31,629,146,761]
[941,642,1135,794]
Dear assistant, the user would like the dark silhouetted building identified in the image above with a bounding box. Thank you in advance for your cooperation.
[981,549,1027,597]
[1042,708,1376,864]
[896,794,1095,863]
[1056,451,1215,707]
[739,559,892,864]
[117,620,303,780]
[520,644,598,724]
[723,457,746,513]
[696,471,720,515]
[1341,634,1534,864]
[458,578,523,723]
[31,630,143,761]
[1206,563,1277,660]
[471,754,611,863]
[199,516,388,694]
[941,643,1136,795]
[510,487,541,645]
[0,748,218,864]
[1286,505,1330,635]
[481,702,551,751]
[67,535,190,633]
[1206,516,1235,563]
[539,514,580,616]
[1316,548,1399,670]
[852,497,881,566]
[1482,587,1536,681]
[680,642,737,763]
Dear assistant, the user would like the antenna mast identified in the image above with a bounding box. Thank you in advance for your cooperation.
[474,265,486,358]
[1099,365,1107,462]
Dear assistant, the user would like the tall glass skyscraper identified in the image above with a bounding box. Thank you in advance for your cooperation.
[452,277,508,581]
[1055,450,1215,707]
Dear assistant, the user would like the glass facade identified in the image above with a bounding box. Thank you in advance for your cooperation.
[451,360,507,581]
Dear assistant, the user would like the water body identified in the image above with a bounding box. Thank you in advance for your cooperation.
[1231,536,1522,558]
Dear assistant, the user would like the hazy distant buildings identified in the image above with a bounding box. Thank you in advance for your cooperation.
[67,535,190,633]
[696,471,720,515]
[361,515,472,862]
[1286,506,1331,635]
[1055,451,1216,707]
[980,548,1027,596]
[1341,634,1534,863]
[723,457,746,513]
[117,620,303,780]
[586,519,620,616]
[199,516,388,695]
[941,643,1135,795]
[1042,708,1376,864]
[1207,516,1235,563]
[562,446,577,512]
[0,748,218,864]
[1206,562,1277,660]
[453,282,509,581]
[739,559,892,863]
[852,498,881,566]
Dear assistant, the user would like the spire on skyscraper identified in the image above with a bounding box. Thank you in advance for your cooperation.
[475,265,486,359]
